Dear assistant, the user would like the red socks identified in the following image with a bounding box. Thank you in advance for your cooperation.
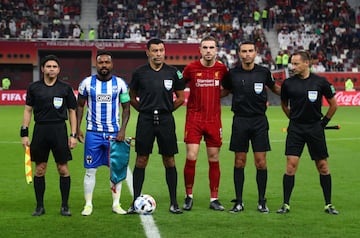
[184,159,221,199]
[209,161,220,199]
[184,159,196,195]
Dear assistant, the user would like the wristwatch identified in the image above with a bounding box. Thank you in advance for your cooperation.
[70,133,77,138]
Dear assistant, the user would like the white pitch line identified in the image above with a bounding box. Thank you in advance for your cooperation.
[6,140,161,237]
[126,167,161,238]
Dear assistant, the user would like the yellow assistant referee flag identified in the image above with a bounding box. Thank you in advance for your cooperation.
[24,146,32,184]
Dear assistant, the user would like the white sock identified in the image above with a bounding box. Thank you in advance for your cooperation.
[84,168,97,207]
[111,181,122,207]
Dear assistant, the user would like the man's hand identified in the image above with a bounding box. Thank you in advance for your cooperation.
[321,116,330,128]
[77,130,85,143]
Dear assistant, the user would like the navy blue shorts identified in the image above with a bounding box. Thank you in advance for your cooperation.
[230,115,271,153]
[135,113,178,156]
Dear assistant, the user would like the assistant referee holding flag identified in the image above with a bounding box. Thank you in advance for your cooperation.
[21,55,77,216]
[277,50,339,215]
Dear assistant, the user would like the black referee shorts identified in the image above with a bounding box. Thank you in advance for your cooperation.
[30,122,72,163]
[135,113,178,156]
[230,115,271,153]
[285,120,329,160]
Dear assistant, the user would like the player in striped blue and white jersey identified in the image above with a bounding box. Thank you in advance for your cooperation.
[79,74,127,132]
[76,51,130,216]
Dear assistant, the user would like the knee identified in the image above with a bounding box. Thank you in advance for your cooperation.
[208,153,219,162]
[57,163,69,177]
[234,158,246,168]
[286,163,297,175]
[316,161,329,175]
[35,163,47,177]
[135,155,149,168]
[163,156,175,168]
[186,151,198,161]
[255,159,267,170]
[84,168,97,182]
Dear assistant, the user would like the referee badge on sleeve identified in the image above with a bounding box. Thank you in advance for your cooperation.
[308,91,318,102]
[53,97,63,109]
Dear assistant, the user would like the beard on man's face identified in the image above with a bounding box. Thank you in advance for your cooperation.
[98,68,110,76]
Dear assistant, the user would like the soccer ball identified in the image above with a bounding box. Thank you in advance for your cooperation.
[134,194,156,215]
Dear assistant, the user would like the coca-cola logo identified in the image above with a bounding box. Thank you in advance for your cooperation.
[335,91,360,106]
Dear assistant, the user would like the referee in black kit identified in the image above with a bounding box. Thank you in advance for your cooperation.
[222,41,280,214]
[277,51,339,215]
[20,55,77,216]
[127,38,185,214]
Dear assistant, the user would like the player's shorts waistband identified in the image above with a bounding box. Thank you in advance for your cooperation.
[291,119,319,124]
[234,113,265,118]
[35,120,65,125]
[140,109,171,115]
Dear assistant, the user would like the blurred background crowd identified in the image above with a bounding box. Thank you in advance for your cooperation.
[0,0,359,71]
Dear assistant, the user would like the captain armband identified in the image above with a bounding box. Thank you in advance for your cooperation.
[120,91,130,103]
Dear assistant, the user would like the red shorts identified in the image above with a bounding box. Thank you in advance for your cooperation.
[184,119,222,147]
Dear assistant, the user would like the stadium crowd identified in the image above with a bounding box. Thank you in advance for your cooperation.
[96,0,273,69]
[95,0,360,71]
[0,0,82,39]
[0,0,359,71]
[272,0,360,72]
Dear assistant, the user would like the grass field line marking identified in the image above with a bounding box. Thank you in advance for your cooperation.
[126,167,161,238]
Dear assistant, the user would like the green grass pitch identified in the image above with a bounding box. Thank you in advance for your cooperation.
[0,105,359,238]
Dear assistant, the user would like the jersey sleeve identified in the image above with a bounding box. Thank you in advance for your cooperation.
[173,69,185,91]
[182,64,191,83]
[117,77,130,103]
[66,86,77,109]
[221,70,232,90]
[78,76,90,97]
[265,69,276,88]
[321,77,336,99]
[280,79,289,102]
[129,70,139,91]
[25,83,35,106]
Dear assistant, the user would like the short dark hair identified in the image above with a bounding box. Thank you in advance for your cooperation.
[96,51,112,58]
[146,38,164,49]
[291,50,311,61]
[239,40,255,47]
[41,55,60,67]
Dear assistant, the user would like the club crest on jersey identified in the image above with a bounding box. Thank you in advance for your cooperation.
[53,97,63,109]
[164,80,173,90]
[112,85,118,93]
[254,83,263,94]
[308,91,318,102]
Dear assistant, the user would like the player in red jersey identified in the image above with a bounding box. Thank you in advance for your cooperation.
[182,36,229,211]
